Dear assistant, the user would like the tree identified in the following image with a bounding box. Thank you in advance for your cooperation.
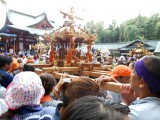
[107,20,119,42]
[95,21,104,42]
[85,20,96,34]
[123,25,139,41]
[85,13,160,43]
[86,21,105,43]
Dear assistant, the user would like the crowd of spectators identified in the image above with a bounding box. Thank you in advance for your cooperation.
[0,52,160,120]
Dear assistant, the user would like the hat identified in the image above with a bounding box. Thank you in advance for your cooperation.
[28,56,34,60]
[8,58,19,73]
[5,72,45,110]
[111,65,131,78]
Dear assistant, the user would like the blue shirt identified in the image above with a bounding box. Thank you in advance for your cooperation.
[129,97,160,120]
[0,68,13,88]
[12,106,60,120]
[107,90,122,104]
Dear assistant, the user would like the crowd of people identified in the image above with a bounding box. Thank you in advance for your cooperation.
[0,52,160,120]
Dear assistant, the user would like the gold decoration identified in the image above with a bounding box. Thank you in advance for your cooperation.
[32,36,50,56]
[43,7,98,65]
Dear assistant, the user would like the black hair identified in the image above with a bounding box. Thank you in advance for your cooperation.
[0,55,13,68]
[40,73,57,95]
[19,54,23,58]
[23,64,35,72]
[108,54,113,58]
[144,56,160,97]
[130,57,134,61]
[61,96,130,120]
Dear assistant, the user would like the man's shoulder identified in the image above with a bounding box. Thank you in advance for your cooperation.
[0,69,5,74]
[41,100,62,108]
[13,107,58,120]
[0,69,13,81]
[40,106,57,114]
[0,69,9,76]
[1,71,13,78]
[40,107,60,120]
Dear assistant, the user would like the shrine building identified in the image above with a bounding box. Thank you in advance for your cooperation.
[0,10,54,54]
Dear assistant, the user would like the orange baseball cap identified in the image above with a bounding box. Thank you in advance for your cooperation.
[8,58,19,73]
[111,65,131,78]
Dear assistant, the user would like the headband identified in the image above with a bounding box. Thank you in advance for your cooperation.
[134,57,160,95]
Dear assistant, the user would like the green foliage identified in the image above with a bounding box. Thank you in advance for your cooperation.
[85,13,160,43]
[124,25,139,41]
[155,22,160,39]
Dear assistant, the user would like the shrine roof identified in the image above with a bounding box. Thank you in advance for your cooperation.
[0,33,17,37]
[118,39,156,51]
[145,40,159,47]
[5,25,52,36]
[6,10,54,27]
[92,40,159,51]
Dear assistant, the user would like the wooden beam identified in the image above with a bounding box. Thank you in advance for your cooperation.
[80,63,101,68]
[92,70,107,72]
[29,64,53,69]
[101,82,122,93]
[80,63,93,67]
[79,63,102,73]
[92,63,101,67]
[43,67,79,73]
[42,68,54,73]
[35,68,43,75]
[53,72,79,79]
[82,71,107,78]
[53,72,122,93]
[92,70,111,76]
[92,67,102,70]
[56,67,79,72]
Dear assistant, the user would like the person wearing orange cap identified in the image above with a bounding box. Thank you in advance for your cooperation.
[110,65,131,84]
[96,65,132,103]
[97,65,131,84]
[8,58,20,76]
[26,56,34,63]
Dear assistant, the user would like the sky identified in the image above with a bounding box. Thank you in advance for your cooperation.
[1,0,160,28]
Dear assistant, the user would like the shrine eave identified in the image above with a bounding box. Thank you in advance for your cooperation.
[28,13,54,28]
[6,10,54,28]
[118,39,155,51]
[3,25,50,36]
[0,33,17,37]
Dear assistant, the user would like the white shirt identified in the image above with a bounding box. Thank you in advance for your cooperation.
[129,97,160,120]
